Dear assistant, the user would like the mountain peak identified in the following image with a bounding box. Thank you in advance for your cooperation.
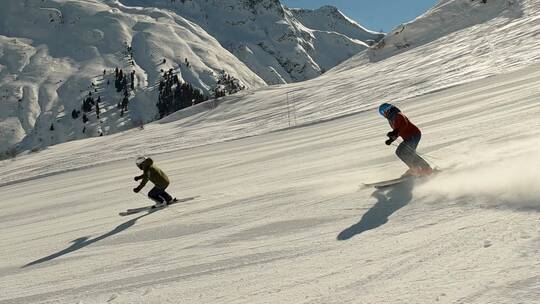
[240,0,285,16]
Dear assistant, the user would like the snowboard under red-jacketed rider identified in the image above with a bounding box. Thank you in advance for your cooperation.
[379,103,433,177]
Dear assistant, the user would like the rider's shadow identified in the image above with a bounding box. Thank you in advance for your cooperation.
[23,210,158,268]
[337,180,414,240]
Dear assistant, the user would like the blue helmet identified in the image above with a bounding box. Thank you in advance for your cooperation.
[378,103,393,117]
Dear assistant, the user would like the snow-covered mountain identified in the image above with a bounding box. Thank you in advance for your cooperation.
[0,0,265,158]
[0,0,381,159]
[290,5,382,44]
[119,0,384,84]
[3,0,540,303]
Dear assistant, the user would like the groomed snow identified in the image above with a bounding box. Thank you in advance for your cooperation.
[2,0,540,303]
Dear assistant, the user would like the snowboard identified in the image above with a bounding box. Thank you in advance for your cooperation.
[119,196,199,216]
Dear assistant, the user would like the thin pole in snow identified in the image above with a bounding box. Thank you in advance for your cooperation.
[292,91,297,126]
[286,92,291,127]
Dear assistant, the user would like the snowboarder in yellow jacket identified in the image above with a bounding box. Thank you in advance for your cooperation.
[133,157,174,206]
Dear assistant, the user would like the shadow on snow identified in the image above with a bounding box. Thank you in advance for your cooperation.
[337,180,414,240]
[23,209,160,268]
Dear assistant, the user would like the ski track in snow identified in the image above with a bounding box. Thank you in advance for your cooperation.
[2,0,540,303]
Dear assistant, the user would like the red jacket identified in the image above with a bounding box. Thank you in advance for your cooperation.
[389,112,421,140]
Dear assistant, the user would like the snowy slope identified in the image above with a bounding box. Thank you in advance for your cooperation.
[2,65,540,304]
[1,0,537,184]
[369,0,522,60]
[2,0,540,303]
[119,0,383,84]
[0,0,266,159]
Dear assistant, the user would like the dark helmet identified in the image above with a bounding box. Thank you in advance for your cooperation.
[378,103,393,117]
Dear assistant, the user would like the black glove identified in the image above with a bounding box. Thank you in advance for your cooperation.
[387,130,398,138]
[385,138,394,146]
[134,175,141,181]
[133,187,141,193]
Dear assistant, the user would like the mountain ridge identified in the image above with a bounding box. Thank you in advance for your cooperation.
[0,0,382,158]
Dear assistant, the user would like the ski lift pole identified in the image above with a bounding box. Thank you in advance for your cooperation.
[291,91,297,126]
[286,92,291,127]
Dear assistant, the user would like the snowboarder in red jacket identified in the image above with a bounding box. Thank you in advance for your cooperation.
[379,103,433,176]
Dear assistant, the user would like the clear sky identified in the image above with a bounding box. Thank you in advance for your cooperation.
[282,0,438,33]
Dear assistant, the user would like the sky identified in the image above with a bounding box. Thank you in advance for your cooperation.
[282,0,439,33]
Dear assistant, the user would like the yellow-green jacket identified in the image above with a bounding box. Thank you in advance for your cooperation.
[134,158,170,190]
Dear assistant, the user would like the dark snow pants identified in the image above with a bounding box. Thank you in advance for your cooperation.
[396,134,431,169]
[148,186,173,204]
